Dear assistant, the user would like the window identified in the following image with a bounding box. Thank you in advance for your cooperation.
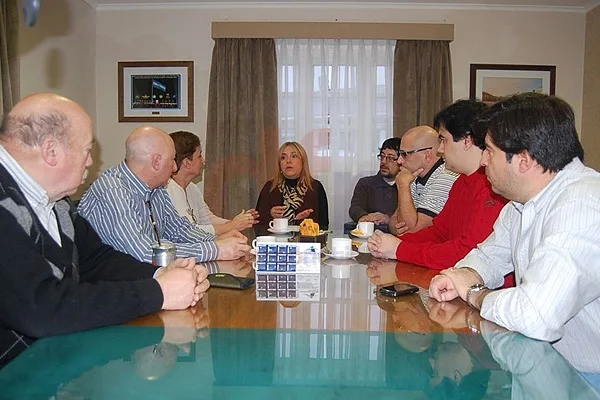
[277,39,395,228]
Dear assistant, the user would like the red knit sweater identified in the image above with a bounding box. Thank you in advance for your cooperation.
[396,167,508,271]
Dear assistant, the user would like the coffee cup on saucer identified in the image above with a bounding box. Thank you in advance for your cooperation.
[269,218,289,233]
[357,221,375,236]
[252,236,277,250]
[331,238,352,257]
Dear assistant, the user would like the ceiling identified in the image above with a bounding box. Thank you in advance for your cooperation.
[86,0,600,11]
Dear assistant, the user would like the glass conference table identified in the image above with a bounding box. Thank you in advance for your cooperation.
[1,233,599,399]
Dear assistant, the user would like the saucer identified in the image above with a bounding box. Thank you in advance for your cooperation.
[268,227,294,235]
[350,230,372,239]
[322,250,359,260]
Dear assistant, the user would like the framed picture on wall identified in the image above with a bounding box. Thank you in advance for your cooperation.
[118,60,194,122]
[469,64,556,105]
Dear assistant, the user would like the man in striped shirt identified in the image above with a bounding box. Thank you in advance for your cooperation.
[388,126,458,235]
[78,126,250,264]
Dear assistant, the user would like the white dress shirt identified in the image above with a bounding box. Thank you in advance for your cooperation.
[166,179,229,235]
[457,158,600,373]
[0,145,60,245]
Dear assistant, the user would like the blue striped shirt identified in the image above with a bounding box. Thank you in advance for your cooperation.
[78,161,219,263]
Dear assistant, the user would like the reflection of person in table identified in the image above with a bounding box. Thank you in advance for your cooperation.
[366,258,402,287]
[378,294,490,397]
[480,320,600,399]
[0,305,207,397]
[256,141,329,230]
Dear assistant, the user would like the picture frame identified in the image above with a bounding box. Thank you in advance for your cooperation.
[469,64,556,105]
[118,61,194,122]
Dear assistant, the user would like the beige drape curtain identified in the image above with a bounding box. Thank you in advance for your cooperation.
[393,40,453,137]
[204,38,279,219]
[0,0,20,123]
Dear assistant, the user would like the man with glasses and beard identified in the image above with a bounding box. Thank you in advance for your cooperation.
[388,126,458,235]
[348,138,402,230]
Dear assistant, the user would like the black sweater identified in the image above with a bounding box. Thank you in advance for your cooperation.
[0,163,164,368]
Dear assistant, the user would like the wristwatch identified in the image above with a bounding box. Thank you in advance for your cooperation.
[466,283,487,309]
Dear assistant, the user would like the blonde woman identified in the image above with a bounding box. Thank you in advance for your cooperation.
[256,142,329,229]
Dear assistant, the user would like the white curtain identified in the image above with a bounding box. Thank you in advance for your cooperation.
[276,39,395,230]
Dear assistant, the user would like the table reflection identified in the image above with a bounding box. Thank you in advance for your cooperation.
[2,251,599,399]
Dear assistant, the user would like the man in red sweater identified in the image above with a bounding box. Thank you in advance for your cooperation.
[368,99,508,272]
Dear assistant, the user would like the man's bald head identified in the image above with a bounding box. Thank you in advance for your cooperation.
[0,93,90,147]
[0,93,95,201]
[125,126,173,163]
[402,126,439,150]
[124,126,176,188]
[398,125,442,177]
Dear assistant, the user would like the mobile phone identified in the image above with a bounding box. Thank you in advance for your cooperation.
[208,273,255,290]
[379,283,419,297]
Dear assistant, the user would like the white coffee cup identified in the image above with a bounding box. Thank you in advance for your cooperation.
[357,221,375,236]
[331,238,352,256]
[252,236,277,249]
[269,218,289,232]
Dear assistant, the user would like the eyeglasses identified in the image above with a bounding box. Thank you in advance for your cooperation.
[376,153,399,163]
[187,207,197,224]
[398,147,433,158]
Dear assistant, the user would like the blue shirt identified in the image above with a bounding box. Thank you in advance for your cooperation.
[78,161,219,263]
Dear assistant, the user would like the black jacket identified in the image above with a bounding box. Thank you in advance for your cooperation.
[0,163,164,368]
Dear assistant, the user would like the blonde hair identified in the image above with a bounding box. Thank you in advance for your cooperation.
[270,141,314,192]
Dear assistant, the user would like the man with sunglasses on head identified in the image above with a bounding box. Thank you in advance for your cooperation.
[348,137,401,229]
[388,126,458,235]
[368,100,510,277]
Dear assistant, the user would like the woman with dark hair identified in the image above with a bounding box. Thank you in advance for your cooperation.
[256,141,329,230]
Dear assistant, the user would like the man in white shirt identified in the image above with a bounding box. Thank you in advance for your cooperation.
[166,131,258,235]
[429,93,600,374]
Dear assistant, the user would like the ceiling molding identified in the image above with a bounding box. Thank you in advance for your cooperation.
[92,2,589,13]
[586,0,600,11]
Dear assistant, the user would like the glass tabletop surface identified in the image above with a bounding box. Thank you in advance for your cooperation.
[2,241,599,399]
[1,325,598,399]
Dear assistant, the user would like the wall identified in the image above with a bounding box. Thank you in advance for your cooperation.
[582,5,600,170]
[19,0,97,197]
[17,2,587,191]
[95,5,586,176]
[20,0,96,117]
